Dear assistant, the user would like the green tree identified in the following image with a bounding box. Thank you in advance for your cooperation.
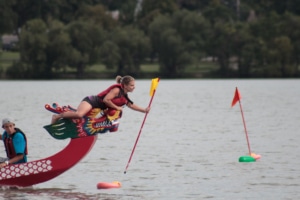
[177,0,210,11]
[247,12,297,77]
[17,19,48,78]
[137,0,178,32]
[280,13,300,76]
[7,19,72,79]
[118,0,138,25]
[66,20,105,78]
[97,0,124,10]
[271,36,293,76]
[247,0,300,16]
[0,0,17,34]
[206,20,240,77]
[78,4,118,30]
[43,0,100,24]
[202,0,235,25]
[11,0,46,33]
[149,14,193,78]
[45,20,72,77]
[172,10,210,63]
[158,28,191,77]
[230,23,254,78]
[148,10,210,78]
[100,26,151,76]
[99,40,120,69]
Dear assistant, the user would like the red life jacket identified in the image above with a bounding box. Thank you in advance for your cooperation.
[3,128,28,159]
[97,84,133,107]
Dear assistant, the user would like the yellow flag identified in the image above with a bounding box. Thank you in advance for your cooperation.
[149,78,160,96]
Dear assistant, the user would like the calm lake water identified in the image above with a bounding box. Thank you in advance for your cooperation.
[0,79,299,200]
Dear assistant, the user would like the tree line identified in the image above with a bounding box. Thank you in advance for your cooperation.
[1,0,300,79]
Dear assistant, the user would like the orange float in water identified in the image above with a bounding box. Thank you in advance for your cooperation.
[97,181,121,189]
[250,153,261,160]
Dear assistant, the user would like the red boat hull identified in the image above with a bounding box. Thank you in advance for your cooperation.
[0,135,97,187]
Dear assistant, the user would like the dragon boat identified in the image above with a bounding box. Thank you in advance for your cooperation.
[0,103,122,187]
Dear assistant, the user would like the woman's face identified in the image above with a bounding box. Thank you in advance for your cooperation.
[124,80,135,93]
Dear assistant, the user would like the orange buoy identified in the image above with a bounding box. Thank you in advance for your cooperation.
[97,181,121,189]
[250,153,261,160]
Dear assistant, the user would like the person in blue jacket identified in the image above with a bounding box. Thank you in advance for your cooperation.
[0,118,27,168]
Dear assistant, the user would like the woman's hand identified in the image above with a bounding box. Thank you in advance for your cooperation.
[116,106,123,111]
[144,107,150,113]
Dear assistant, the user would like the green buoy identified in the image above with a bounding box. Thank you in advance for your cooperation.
[239,155,256,162]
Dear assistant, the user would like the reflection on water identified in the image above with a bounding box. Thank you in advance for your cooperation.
[0,79,300,199]
[1,187,125,200]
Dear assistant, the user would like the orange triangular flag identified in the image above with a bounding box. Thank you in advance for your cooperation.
[231,87,241,107]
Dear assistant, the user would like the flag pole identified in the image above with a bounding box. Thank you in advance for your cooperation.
[231,87,252,155]
[124,78,159,174]
[238,99,252,155]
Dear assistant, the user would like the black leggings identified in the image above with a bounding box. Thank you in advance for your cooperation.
[82,96,106,109]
